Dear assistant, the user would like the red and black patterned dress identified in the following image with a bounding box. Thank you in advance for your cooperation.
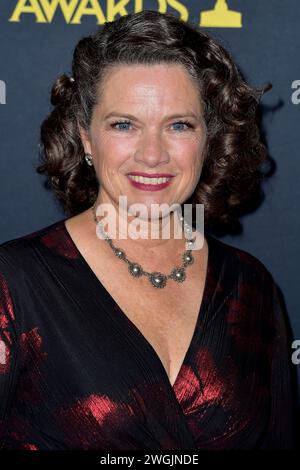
[0,219,296,449]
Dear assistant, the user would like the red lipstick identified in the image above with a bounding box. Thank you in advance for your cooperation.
[127,173,174,192]
[127,172,174,178]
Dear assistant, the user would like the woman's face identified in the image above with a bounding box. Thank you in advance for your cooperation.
[80,63,207,220]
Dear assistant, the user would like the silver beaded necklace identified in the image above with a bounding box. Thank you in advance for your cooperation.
[91,202,196,289]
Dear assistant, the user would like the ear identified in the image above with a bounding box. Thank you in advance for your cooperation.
[79,125,92,155]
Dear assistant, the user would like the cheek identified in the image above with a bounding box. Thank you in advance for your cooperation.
[172,139,204,171]
[101,131,134,153]
[95,134,131,168]
[93,129,130,153]
[170,133,205,153]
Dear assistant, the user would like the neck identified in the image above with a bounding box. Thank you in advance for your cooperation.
[91,197,188,256]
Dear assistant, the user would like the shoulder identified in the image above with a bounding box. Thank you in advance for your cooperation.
[206,232,275,287]
[0,218,73,275]
[206,234,281,337]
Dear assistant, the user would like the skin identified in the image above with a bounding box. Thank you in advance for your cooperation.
[78,63,207,262]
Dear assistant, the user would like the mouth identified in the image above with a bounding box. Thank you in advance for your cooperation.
[126,173,174,191]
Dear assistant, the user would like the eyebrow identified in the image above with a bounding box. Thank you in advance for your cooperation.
[103,112,200,121]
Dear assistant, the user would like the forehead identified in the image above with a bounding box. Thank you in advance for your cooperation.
[96,63,201,110]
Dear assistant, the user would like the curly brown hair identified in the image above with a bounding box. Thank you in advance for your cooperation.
[36,9,272,235]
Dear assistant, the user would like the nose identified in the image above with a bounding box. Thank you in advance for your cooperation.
[134,128,170,167]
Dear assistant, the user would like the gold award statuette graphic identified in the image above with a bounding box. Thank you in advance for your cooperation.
[200,0,242,28]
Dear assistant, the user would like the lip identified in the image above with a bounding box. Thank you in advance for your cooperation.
[126,172,175,178]
[127,175,173,191]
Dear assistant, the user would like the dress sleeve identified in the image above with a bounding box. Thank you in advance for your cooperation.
[260,276,296,449]
[0,268,20,448]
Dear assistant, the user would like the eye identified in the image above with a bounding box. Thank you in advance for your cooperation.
[110,120,132,131]
[171,120,194,131]
[110,119,194,132]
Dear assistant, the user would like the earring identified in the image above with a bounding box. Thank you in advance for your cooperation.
[85,153,93,166]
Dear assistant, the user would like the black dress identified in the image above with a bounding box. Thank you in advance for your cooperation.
[0,218,295,449]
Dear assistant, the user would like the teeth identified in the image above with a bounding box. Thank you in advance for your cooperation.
[128,175,171,185]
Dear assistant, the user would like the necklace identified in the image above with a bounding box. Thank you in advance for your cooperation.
[91,202,196,289]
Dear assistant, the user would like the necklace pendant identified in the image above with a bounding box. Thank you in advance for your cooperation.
[149,272,167,288]
[114,248,126,259]
[128,263,143,278]
[183,250,194,266]
[170,267,186,283]
[186,238,196,250]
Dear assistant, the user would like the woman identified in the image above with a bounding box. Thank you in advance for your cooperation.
[0,10,296,450]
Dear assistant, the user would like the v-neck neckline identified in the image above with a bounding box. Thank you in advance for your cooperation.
[59,217,217,396]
